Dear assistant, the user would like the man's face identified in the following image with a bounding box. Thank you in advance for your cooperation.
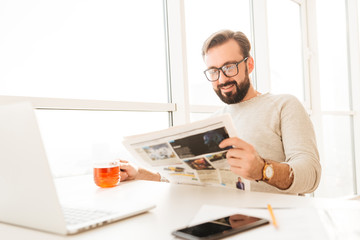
[204,39,251,104]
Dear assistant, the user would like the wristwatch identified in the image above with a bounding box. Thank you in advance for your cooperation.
[262,160,274,181]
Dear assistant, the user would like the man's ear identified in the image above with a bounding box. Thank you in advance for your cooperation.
[247,56,255,74]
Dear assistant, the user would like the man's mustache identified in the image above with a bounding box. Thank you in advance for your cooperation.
[218,80,237,89]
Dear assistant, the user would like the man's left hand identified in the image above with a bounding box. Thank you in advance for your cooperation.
[219,137,264,181]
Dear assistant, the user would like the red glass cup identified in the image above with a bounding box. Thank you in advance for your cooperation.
[93,161,120,188]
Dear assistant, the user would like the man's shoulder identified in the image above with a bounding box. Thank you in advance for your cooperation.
[264,93,299,102]
[264,93,302,107]
[265,93,309,119]
[210,93,302,115]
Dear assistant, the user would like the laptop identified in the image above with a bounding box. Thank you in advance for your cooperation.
[0,101,156,235]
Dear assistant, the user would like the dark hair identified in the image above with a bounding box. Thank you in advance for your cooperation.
[202,30,251,58]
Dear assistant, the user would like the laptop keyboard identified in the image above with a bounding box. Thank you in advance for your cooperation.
[63,207,113,225]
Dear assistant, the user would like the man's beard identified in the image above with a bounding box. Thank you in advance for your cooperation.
[214,74,250,104]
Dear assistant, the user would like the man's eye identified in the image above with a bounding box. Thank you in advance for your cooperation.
[208,69,218,75]
[223,64,236,71]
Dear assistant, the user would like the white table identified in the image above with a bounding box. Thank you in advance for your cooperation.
[1,175,359,240]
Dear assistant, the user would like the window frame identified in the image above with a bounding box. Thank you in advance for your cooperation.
[346,0,360,194]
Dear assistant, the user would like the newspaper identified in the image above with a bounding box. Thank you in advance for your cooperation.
[123,114,250,190]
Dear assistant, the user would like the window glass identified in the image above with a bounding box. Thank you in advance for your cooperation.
[359,1,360,42]
[315,115,354,197]
[36,110,169,177]
[267,0,304,102]
[314,0,354,198]
[184,0,251,106]
[0,0,167,103]
[316,0,350,111]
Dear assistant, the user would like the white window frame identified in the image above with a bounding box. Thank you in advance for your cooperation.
[0,95,175,112]
[164,0,191,125]
[345,0,360,194]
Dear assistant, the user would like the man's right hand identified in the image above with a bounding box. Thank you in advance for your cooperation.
[118,159,139,181]
[118,159,161,182]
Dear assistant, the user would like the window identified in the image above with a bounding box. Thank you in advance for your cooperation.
[267,0,304,102]
[315,0,355,197]
[317,115,354,197]
[0,0,167,103]
[36,110,168,177]
[317,1,350,112]
[0,0,171,177]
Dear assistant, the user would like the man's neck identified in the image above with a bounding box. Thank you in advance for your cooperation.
[241,86,261,102]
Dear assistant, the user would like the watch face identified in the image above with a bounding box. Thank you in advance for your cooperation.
[265,165,274,178]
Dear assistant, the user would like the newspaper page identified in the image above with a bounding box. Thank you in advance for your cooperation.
[123,114,250,190]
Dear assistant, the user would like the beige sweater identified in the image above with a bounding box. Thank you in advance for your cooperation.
[214,93,321,195]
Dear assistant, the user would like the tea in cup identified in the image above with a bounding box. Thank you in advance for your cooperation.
[93,161,120,188]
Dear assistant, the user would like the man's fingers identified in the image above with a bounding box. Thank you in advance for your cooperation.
[226,148,245,159]
[119,171,129,181]
[219,137,247,149]
[227,157,242,168]
[119,162,131,171]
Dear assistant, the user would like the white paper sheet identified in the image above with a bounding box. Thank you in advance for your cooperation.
[185,205,330,240]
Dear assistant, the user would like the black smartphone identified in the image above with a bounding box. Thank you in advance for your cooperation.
[172,214,269,240]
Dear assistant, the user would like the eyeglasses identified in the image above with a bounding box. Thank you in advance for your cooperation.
[204,57,248,82]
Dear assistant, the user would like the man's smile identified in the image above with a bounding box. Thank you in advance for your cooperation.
[219,81,237,93]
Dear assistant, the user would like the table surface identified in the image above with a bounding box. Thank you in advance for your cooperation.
[1,175,359,240]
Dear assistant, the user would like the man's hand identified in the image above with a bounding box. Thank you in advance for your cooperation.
[219,137,264,181]
[118,159,161,182]
[118,159,139,181]
[219,137,294,190]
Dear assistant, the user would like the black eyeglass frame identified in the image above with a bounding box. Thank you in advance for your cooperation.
[203,57,248,82]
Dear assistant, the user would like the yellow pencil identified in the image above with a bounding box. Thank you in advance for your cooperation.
[267,204,278,229]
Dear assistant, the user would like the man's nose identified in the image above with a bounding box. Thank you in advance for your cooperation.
[218,70,229,84]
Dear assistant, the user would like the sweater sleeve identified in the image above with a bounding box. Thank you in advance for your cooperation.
[276,95,321,194]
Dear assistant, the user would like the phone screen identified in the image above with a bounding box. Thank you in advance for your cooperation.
[172,214,269,240]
